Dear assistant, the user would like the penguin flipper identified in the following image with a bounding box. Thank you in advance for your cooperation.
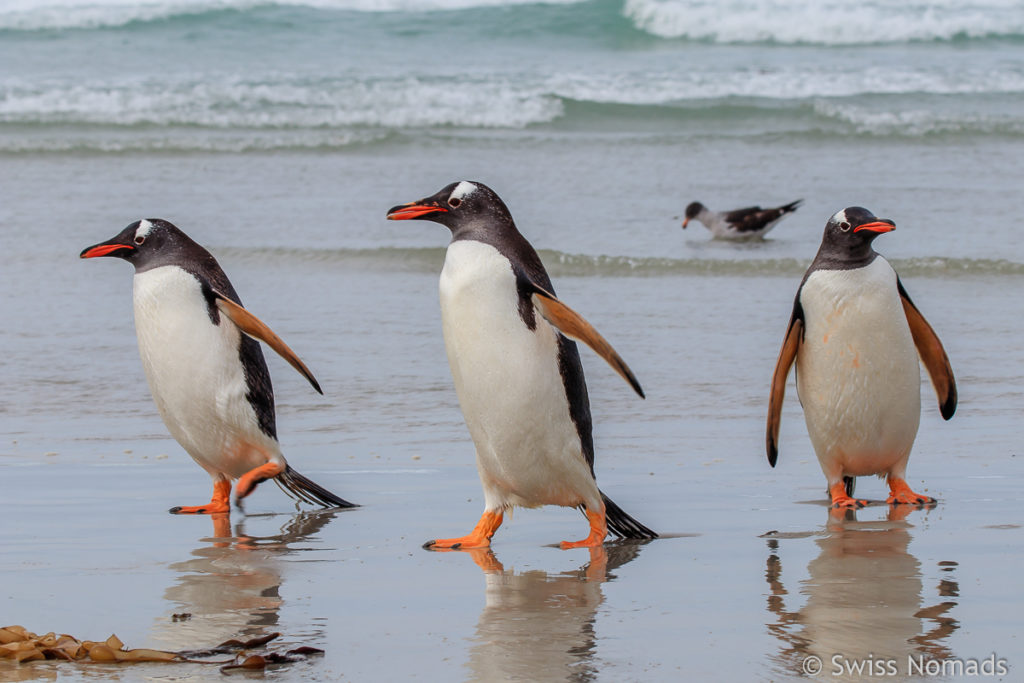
[212,293,323,395]
[529,288,645,399]
[898,280,956,420]
[767,305,804,467]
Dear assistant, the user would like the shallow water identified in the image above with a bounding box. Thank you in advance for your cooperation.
[3,224,1023,679]
[3,447,1021,681]
[3,0,1024,680]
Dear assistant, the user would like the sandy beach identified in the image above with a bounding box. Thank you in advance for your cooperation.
[3,0,1024,680]
[3,252,1022,680]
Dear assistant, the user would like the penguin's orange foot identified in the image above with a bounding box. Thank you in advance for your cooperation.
[560,508,607,549]
[560,535,604,550]
[169,502,231,514]
[424,534,492,550]
[887,478,936,506]
[830,497,868,510]
[169,479,231,515]
[828,482,867,510]
[235,461,284,501]
[423,510,503,551]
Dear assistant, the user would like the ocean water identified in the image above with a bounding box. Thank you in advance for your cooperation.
[2,1,1023,681]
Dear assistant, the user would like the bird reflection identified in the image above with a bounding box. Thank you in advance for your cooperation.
[765,506,959,680]
[463,542,648,682]
[151,510,339,650]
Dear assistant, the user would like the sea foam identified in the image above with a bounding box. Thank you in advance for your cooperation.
[0,76,565,128]
[2,67,1020,128]
[623,0,1024,44]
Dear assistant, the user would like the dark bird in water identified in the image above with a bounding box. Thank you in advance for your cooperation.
[682,199,803,239]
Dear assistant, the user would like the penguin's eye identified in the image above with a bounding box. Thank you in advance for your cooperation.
[839,222,851,232]
[448,197,461,208]
[134,235,146,245]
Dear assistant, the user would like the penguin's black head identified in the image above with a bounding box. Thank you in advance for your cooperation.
[681,201,704,229]
[820,206,895,258]
[386,181,515,237]
[80,219,200,272]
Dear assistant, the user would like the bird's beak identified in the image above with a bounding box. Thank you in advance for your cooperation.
[853,219,895,234]
[386,201,448,221]
[681,218,690,229]
[80,238,134,259]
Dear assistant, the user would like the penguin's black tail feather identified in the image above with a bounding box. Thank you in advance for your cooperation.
[782,199,804,213]
[595,491,658,540]
[276,465,358,509]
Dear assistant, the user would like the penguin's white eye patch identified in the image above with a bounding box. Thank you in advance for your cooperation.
[839,222,851,232]
[135,218,155,241]
[134,235,146,244]
[448,197,462,208]
[449,180,476,202]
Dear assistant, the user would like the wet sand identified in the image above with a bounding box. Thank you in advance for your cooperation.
[2,147,1024,680]
[3,418,1021,681]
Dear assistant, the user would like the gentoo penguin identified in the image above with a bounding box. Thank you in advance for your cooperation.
[81,219,355,513]
[387,181,657,549]
[766,207,956,508]
[682,199,802,239]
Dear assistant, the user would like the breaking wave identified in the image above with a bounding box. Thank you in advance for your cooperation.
[216,246,1024,278]
[2,0,1022,45]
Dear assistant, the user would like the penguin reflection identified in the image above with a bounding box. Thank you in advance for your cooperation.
[765,507,959,680]
[152,511,338,650]
[464,542,647,682]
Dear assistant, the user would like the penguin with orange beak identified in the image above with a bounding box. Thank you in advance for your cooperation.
[388,181,656,549]
[81,219,355,514]
[767,207,956,508]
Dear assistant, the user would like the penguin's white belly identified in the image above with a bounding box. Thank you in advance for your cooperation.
[133,267,277,478]
[796,259,920,478]
[439,241,597,509]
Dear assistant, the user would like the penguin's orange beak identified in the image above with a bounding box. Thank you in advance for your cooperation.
[853,219,895,234]
[681,218,690,229]
[386,202,447,220]
[80,243,134,258]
